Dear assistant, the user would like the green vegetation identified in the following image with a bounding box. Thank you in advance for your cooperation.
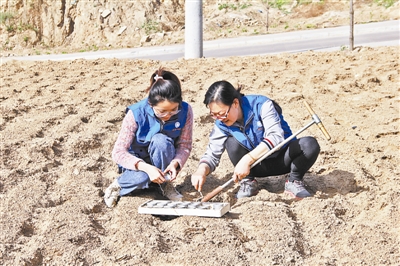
[263,0,291,10]
[1,12,17,40]
[2,39,10,51]
[91,44,99,51]
[0,12,14,24]
[218,2,252,10]
[6,24,14,32]
[374,0,396,8]
[239,3,252,9]
[1,12,38,36]
[264,0,327,11]
[298,0,325,4]
[218,3,233,10]
[297,0,313,4]
[17,23,38,32]
[141,20,160,35]
[78,44,99,53]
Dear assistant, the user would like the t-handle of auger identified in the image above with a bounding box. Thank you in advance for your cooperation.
[303,100,331,141]
[200,132,298,202]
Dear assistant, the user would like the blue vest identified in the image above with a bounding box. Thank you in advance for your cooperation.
[126,98,188,159]
[216,95,292,150]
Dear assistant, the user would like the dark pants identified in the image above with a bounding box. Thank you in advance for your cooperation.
[225,136,320,181]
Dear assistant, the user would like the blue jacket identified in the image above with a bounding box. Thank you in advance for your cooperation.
[126,98,188,159]
[215,95,292,150]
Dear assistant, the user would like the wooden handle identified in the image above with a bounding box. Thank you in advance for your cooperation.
[303,100,331,141]
[303,100,316,116]
[316,122,331,141]
[201,186,224,202]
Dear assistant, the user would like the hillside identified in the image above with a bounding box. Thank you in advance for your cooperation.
[0,0,398,56]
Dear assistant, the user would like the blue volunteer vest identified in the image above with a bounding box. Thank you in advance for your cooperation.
[216,95,292,150]
[127,98,188,159]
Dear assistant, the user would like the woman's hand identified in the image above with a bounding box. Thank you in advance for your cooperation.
[163,160,180,182]
[137,161,165,184]
[233,155,253,182]
[191,164,209,192]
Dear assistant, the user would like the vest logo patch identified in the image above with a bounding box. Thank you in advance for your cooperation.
[175,122,180,128]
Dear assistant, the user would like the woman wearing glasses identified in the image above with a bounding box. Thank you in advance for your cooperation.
[104,68,193,207]
[191,80,320,199]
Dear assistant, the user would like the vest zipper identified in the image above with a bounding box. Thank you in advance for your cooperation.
[245,113,256,149]
[156,117,164,133]
[237,113,256,149]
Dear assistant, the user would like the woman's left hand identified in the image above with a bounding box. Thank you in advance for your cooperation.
[164,160,179,181]
[233,156,252,182]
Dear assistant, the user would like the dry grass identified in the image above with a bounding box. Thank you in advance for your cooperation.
[293,2,350,18]
[293,0,379,18]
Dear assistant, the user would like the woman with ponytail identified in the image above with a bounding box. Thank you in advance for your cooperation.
[104,68,193,207]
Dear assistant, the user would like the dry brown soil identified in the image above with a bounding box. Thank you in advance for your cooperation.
[0,1,399,266]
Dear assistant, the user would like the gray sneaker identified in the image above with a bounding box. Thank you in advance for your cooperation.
[284,180,311,199]
[104,179,121,208]
[236,178,259,198]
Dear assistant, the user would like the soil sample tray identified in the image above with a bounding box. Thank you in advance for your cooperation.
[138,200,230,217]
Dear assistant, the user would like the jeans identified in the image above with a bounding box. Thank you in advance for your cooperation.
[117,133,175,196]
[225,136,320,181]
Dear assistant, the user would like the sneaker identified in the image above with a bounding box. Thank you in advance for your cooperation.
[284,180,311,199]
[236,178,259,198]
[104,179,121,208]
[159,182,183,201]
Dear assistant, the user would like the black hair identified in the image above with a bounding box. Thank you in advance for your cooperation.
[203,80,244,107]
[147,67,182,106]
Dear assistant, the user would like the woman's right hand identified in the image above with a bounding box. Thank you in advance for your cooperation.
[191,164,209,192]
[137,161,165,184]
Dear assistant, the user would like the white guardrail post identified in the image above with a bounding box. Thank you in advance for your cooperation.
[185,0,203,59]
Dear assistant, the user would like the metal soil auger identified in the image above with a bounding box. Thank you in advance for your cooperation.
[201,100,331,203]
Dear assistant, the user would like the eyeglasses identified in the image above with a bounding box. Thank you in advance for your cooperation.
[210,104,232,120]
[153,107,181,118]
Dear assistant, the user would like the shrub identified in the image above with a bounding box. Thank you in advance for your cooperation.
[0,12,14,24]
[374,0,396,8]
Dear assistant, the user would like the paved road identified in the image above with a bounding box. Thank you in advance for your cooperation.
[1,20,398,63]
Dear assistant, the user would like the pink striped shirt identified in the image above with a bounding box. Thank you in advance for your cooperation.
[112,105,193,171]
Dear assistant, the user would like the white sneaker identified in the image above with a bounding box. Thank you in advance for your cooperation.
[160,182,183,201]
[104,179,121,208]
